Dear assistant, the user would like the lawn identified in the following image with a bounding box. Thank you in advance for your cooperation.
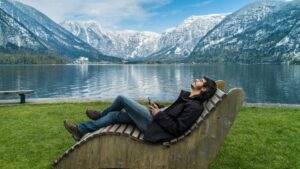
[0,101,299,169]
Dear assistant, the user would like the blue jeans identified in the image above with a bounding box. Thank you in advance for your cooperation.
[77,95,154,135]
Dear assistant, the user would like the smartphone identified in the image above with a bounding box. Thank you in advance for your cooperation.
[147,97,155,106]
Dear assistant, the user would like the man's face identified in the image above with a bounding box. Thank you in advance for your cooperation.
[191,78,207,91]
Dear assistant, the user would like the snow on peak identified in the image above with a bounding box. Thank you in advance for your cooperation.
[155,13,228,57]
[62,13,228,59]
[62,20,103,31]
[178,13,227,28]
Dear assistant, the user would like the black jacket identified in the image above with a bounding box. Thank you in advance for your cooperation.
[144,90,204,143]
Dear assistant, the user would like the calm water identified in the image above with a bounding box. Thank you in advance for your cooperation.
[0,64,299,104]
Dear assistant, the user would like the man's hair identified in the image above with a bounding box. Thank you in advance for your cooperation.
[202,76,217,100]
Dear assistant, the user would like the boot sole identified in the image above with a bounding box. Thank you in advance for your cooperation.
[64,120,81,141]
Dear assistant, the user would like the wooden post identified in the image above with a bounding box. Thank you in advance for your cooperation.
[19,94,26,103]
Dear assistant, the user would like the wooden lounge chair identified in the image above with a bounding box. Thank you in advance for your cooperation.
[53,80,245,169]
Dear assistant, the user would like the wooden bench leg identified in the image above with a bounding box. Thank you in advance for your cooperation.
[19,94,26,104]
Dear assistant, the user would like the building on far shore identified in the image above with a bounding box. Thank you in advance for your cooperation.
[73,57,89,64]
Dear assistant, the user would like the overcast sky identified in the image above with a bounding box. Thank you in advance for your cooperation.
[16,0,256,33]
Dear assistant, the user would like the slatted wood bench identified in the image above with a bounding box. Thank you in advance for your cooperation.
[53,80,245,169]
[0,90,34,103]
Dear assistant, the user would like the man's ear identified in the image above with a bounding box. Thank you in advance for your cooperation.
[201,87,207,92]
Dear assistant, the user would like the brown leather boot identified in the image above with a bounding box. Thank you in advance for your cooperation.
[63,120,82,141]
[86,109,101,120]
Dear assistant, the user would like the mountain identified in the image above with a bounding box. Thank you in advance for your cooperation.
[0,0,122,62]
[61,14,226,60]
[271,1,300,64]
[61,20,160,59]
[0,8,46,53]
[187,0,300,64]
[144,14,227,61]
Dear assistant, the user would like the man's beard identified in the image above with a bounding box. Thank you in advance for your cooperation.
[190,83,206,101]
[191,83,201,90]
[190,84,195,90]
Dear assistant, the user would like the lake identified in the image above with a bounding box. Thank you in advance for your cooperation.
[0,64,299,104]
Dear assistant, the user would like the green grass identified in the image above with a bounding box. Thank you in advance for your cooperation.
[0,102,299,169]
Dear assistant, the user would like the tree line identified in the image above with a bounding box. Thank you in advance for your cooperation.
[0,54,68,64]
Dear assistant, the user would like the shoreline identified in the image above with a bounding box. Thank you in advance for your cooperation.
[0,97,299,108]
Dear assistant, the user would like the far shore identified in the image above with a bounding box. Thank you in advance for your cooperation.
[0,97,299,108]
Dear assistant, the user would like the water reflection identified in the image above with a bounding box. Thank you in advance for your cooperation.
[0,64,299,104]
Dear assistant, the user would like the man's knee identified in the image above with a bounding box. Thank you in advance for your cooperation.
[116,95,127,101]
[106,111,120,121]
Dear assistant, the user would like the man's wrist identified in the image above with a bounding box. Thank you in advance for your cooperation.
[153,111,162,118]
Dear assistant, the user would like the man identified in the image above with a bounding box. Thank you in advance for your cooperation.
[64,76,217,143]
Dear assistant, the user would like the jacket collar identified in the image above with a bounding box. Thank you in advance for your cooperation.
[179,90,192,101]
[179,89,205,102]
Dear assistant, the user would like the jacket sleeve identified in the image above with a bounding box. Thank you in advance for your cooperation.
[153,102,203,137]
[154,102,165,108]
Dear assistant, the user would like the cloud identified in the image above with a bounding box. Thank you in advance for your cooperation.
[191,0,214,8]
[16,0,171,28]
[163,0,214,18]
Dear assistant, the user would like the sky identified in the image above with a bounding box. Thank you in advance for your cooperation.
[17,0,256,33]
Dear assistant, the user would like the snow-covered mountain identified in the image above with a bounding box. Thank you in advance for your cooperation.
[145,14,227,61]
[61,14,226,60]
[187,0,300,64]
[61,20,160,58]
[0,0,122,62]
[0,8,46,52]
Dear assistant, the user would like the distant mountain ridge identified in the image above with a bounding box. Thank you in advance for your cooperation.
[144,14,227,61]
[186,0,300,64]
[61,20,161,59]
[0,0,122,62]
[62,14,227,61]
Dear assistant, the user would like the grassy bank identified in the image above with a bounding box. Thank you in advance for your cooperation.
[0,101,299,169]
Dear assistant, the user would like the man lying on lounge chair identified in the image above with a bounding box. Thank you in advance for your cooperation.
[64,76,217,143]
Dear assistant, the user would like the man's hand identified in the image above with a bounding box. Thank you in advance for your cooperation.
[148,103,160,117]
